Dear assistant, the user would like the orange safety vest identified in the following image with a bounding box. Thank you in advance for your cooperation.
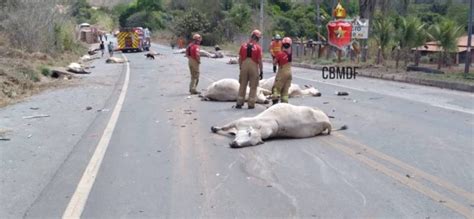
[270,40,282,56]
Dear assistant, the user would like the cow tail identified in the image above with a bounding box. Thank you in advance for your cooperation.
[332,125,348,133]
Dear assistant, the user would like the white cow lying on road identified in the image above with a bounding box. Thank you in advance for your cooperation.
[211,103,346,147]
[67,63,89,74]
[106,57,127,64]
[259,76,322,97]
[200,79,270,104]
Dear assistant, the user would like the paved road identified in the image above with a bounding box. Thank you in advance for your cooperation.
[2,42,474,218]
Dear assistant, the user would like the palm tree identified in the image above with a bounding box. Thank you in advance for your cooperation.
[394,16,427,68]
[372,15,392,65]
[429,19,464,69]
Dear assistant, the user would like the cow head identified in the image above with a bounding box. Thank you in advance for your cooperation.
[230,127,263,148]
[304,85,322,97]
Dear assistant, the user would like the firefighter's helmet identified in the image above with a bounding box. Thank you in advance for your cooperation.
[282,37,292,45]
[251,29,262,38]
[193,33,202,41]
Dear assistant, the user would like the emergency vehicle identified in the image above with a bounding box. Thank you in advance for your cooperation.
[117,27,151,52]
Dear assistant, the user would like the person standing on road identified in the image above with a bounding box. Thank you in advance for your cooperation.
[272,37,293,105]
[236,29,263,109]
[99,41,105,57]
[269,34,282,73]
[186,33,202,95]
[108,41,114,57]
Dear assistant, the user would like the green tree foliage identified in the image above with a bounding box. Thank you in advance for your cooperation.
[429,18,463,69]
[172,8,211,41]
[229,4,252,32]
[372,14,392,64]
[72,0,92,24]
[394,16,427,68]
[272,4,318,38]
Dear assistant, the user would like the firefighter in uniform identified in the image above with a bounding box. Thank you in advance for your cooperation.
[236,29,263,109]
[269,34,282,73]
[272,37,293,105]
[186,34,202,95]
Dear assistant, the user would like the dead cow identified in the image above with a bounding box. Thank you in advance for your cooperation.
[106,57,127,64]
[259,76,321,97]
[227,58,238,64]
[200,79,270,104]
[67,63,89,74]
[211,103,346,147]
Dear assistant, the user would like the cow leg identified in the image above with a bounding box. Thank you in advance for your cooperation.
[322,121,332,135]
[211,122,237,135]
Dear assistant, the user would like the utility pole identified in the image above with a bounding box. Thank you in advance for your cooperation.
[465,0,473,76]
[260,0,264,48]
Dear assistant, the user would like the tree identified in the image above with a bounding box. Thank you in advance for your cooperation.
[429,19,463,69]
[372,15,392,65]
[359,0,376,62]
[394,16,426,68]
[172,8,211,41]
[229,4,252,32]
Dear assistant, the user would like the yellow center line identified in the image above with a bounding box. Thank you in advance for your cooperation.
[321,137,473,218]
[333,132,474,203]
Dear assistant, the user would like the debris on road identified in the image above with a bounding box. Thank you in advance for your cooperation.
[97,108,110,112]
[0,137,11,141]
[323,102,329,104]
[186,96,192,99]
[29,107,39,110]
[27,134,32,138]
[328,115,335,118]
[335,91,349,96]
[166,109,173,112]
[23,114,50,119]
[183,109,196,115]
[181,125,186,127]
[369,97,383,100]
[86,106,93,110]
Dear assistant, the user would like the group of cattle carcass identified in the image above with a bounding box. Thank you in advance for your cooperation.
[200,74,346,148]
[200,76,321,103]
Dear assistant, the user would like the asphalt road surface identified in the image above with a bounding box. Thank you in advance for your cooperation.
[1,42,473,218]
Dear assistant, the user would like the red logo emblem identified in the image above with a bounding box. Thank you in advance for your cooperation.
[327,20,352,49]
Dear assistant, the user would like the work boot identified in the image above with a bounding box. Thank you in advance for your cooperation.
[235,104,243,109]
[190,90,200,95]
[248,105,255,109]
[273,65,277,73]
[272,99,279,105]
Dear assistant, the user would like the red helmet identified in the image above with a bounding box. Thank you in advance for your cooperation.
[282,37,292,45]
[193,33,202,41]
[251,29,262,38]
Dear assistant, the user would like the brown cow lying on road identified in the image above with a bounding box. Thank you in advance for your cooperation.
[211,103,346,147]
[200,79,270,104]
[259,76,322,97]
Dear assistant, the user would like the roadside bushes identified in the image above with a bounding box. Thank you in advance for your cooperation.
[0,0,81,55]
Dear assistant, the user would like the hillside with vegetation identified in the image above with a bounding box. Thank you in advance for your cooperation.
[0,0,471,106]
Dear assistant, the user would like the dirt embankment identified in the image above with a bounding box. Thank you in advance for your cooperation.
[0,35,86,107]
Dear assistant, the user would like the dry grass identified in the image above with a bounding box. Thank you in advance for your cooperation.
[0,37,85,107]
